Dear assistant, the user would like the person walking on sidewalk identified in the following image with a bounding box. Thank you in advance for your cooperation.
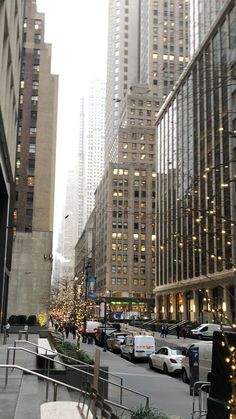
[5,320,10,337]
[176,325,180,339]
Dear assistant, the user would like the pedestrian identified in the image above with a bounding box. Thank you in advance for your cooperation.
[176,325,180,339]
[65,323,70,339]
[70,323,76,339]
[55,322,59,333]
[5,320,10,337]
[183,327,187,339]
[164,325,168,338]
[160,325,164,338]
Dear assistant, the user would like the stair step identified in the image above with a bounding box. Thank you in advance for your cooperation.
[38,376,73,402]
[14,375,40,419]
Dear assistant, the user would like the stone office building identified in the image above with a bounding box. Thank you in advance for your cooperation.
[0,0,24,327]
[8,0,58,317]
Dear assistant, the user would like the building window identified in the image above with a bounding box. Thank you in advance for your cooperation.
[33,65,40,73]
[31,95,38,105]
[30,127,37,136]
[16,160,20,169]
[27,176,34,186]
[34,33,41,43]
[17,143,21,153]
[32,80,39,90]
[34,19,42,29]
[26,209,33,216]
[15,176,19,185]
[27,192,33,202]
[25,226,32,232]
[28,159,35,170]
[31,111,37,120]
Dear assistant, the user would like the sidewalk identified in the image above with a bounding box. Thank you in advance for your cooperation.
[0,332,39,419]
[0,330,193,419]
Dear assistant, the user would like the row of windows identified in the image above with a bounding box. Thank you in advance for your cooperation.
[18,127,37,136]
[122,153,154,161]
[15,191,34,202]
[23,18,42,30]
[14,208,33,218]
[113,178,148,188]
[111,278,127,285]
[121,133,155,142]
[112,243,149,252]
[152,53,189,62]
[20,95,38,105]
[122,143,154,155]
[16,176,34,186]
[20,80,39,90]
[16,159,35,170]
[17,143,36,154]
[130,100,159,108]
[129,118,153,127]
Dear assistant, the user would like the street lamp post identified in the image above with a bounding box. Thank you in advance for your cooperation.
[103,299,107,352]
[82,261,90,342]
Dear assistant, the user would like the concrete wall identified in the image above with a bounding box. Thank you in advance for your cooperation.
[8,231,53,317]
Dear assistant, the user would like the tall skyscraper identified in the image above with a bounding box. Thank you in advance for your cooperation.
[105,0,140,166]
[77,97,85,238]
[140,0,189,100]
[154,0,236,322]
[0,0,24,327]
[93,0,190,312]
[105,0,189,167]
[189,0,228,56]
[8,0,58,317]
[77,79,105,236]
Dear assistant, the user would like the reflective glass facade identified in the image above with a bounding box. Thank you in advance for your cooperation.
[155,0,236,322]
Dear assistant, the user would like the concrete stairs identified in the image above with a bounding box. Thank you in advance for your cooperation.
[13,373,74,419]
[13,376,40,419]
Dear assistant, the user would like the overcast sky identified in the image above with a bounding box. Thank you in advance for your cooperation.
[36,0,108,244]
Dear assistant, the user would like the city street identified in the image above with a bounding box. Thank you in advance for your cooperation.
[77,334,194,419]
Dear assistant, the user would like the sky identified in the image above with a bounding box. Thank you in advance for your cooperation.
[36,0,108,247]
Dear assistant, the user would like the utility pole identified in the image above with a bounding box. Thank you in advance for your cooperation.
[83,261,90,342]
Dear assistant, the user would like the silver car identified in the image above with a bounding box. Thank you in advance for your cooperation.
[107,332,129,353]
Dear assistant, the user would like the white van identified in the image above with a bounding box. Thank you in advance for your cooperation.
[84,321,102,335]
[190,323,221,340]
[181,341,213,384]
[120,334,155,361]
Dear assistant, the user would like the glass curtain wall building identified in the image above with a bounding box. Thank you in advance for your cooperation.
[155,0,236,323]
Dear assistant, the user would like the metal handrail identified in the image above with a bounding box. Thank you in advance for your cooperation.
[0,364,131,413]
[13,339,122,385]
[7,346,149,409]
[192,381,211,419]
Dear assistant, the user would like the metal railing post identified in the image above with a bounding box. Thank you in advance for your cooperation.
[12,341,16,366]
[45,376,49,401]
[53,383,58,401]
[3,328,7,345]
[145,395,149,409]
[5,349,10,387]
[120,377,123,406]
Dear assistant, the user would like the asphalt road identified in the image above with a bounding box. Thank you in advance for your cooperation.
[79,337,194,419]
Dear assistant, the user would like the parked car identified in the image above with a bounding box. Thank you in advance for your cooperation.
[120,334,155,362]
[107,332,129,353]
[107,323,121,332]
[181,341,213,384]
[94,326,117,347]
[149,346,186,375]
